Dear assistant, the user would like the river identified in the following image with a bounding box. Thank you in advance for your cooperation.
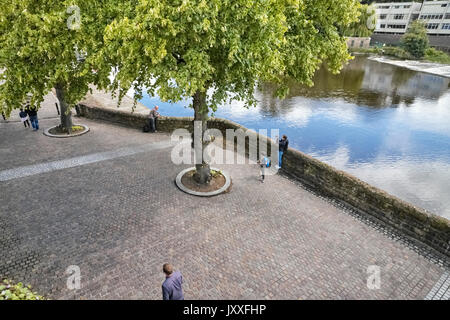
[140,56,450,220]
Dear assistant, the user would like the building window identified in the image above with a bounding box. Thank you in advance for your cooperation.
[442,23,450,30]
[426,23,439,30]
[387,24,406,29]
[380,24,386,28]
[394,14,405,20]
[379,14,387,20]
[420,14,444,20]
[360,41,364,48]
[446,14,450,19]
[404,5,411,9]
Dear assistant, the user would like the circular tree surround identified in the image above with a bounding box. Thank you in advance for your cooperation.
[43,124,90,138]
[175,167,232,197]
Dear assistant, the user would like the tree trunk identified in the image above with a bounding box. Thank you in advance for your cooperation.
[192,90,211,185]
[55,83,73,134]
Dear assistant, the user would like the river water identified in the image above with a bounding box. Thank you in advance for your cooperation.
[140,56,450,220]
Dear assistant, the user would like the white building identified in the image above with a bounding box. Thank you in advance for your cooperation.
[374,0,450,35]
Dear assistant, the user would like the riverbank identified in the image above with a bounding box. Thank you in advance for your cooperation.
[1,97,448,299]
[77,89,450,258]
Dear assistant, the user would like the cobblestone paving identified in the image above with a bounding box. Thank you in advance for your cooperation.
[0,113,449,300]
[425,272,450,300]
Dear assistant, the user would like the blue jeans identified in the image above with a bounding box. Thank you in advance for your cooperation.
[30,116,39,130]
[279,151,284,168]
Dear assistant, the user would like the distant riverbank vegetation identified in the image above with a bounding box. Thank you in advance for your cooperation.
[350,46,450,65]
[351,21,450,65]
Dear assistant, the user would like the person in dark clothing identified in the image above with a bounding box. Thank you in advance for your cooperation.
[1,112,6,121]
[162,263,184,300]
[26,105,39,131]
[278,135,289,168]
[19,109,30,128]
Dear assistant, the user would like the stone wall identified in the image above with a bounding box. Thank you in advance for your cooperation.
[347,37,371,49]
[77,103,450,258]
[371,33,450,52]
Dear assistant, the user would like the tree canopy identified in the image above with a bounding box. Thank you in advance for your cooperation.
[98,0,361,112]
[0,1,135,121]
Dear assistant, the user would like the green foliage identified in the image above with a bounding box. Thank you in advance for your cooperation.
[401,21,429,59]
[210,169,223,177]
[1,0,360,119]
[349,47,382,54]
[341,4,376,37]
[0,279,45,300]
[0,1,134,118]
[97,0,361,112]
[424,48,450,65]
[383,46,413,60]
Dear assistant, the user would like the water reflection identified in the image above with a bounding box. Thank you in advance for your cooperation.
[258,56,450,111]
[140,56,450,219]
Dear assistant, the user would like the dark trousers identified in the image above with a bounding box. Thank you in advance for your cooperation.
[23,120,30,128]
[148,117,157,132]
[1,113,5,120]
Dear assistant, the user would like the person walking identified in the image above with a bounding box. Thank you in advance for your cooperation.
[1,112,6,121]
[257,154,271,183]
[26,105,39,131]
[19,109,30,128]
[148,105,160,133]
[278,135,289,168]
[162,263,184,300]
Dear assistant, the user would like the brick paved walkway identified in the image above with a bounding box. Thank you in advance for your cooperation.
[0,96,449,300]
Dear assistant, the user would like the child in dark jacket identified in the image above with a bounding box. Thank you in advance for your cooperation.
[19,109,30,128]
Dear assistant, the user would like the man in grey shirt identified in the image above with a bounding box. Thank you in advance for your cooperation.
[148,105,160,133]
[162,263,184,300]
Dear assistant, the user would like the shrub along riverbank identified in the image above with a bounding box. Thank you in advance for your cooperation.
[350,46,450,65]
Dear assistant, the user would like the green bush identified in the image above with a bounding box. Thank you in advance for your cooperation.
[382,46,412,60]
[0,279,45,300]
[424,48,450,64]
[349,47,382,54]
[401,21,429,59]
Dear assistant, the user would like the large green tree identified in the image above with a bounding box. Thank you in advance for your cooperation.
[99,0,360,184]
[401,20,429,59]
[0,1,134,132]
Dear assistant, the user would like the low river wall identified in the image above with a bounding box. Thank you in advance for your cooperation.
[76,103,450,258]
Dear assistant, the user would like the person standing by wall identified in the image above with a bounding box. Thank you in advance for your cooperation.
[26,105,39,131]
[148,105,160,133]
[162,263,184,300]
[279,135,289,168]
